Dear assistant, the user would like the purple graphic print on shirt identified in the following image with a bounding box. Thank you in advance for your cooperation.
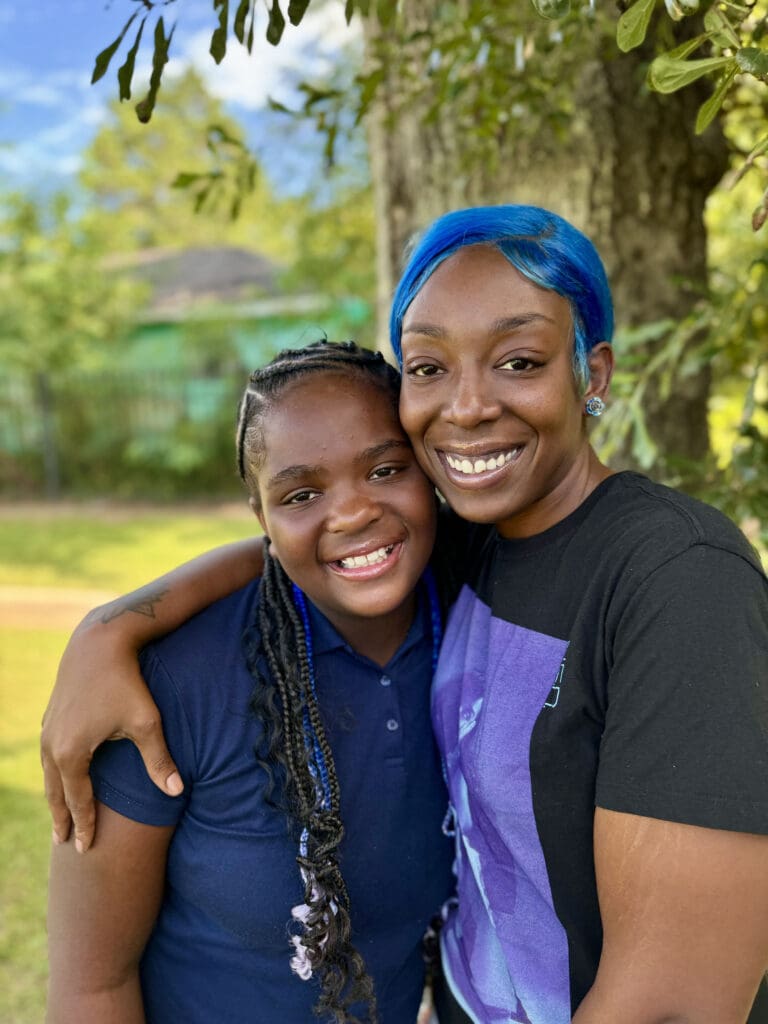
[432,585,570,1024]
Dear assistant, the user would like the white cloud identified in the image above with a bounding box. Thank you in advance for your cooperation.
[0,65,91,109]
[169,2,361,111]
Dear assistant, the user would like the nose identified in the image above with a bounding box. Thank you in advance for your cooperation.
[443,365,502,429]
[326,486,383,534]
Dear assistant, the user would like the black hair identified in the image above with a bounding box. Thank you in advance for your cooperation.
[236,339,400,501]
[238,341,402,1023]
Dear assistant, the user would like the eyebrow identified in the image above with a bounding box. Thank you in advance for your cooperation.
[265,439,411,490]
[402,312,555,337]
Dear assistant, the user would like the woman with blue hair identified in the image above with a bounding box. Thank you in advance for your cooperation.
[43,205,768,1023]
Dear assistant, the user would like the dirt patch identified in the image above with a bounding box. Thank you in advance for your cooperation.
[0,500,250,522]
[0,586,117,631]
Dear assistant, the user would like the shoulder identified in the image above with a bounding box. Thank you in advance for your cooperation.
[138,578,263,719]
[145,578,263,668]
[584,473,764,582]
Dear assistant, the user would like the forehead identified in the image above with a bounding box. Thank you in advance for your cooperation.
[259,372,404,461]
[402,244,572,343]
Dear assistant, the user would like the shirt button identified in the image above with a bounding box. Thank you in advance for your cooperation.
[386,718,399,732]
[380,675,391,687]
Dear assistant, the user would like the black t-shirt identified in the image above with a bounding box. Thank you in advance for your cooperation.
[432,472,768,1023]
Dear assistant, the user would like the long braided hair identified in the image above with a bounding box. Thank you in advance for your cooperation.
[237,341,405,1023]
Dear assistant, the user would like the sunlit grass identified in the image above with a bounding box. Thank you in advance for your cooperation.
[0,505,258,590]
[0,628,67,1024]
[0,506,263,1024]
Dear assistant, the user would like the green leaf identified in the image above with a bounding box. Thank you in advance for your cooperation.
[234,0,251,44]
[752,191,768,232]
[323,121,338,169]
[376,0,397,25]
[530,0,571,18]
[345,0,370,21]
[193,183,214,214]
[703,7,740,48]
[647,53,733,94]
[287,0,311,26]
[91,11,139,84]
[629,400,658,468]
[355,66,385,123]
[616,0,656,53]
[267,96,293,114]
[663,32,711,61]
[695,67,736,134]
[117,17,146,101]
[135,17,175,124]
[171,172,206,189]
[207,122,242,147]
[247,6,255,51]
[267,1,286,45]
[735,47,768,79]
[210,0,229,64]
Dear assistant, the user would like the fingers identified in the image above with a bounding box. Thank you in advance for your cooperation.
[42,746,72,846]
[69,776,97,854]
[128,712,184,798]
[42,744,98,852]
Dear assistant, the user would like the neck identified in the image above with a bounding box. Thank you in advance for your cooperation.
[329,594,418,667]
[498,446,613,539]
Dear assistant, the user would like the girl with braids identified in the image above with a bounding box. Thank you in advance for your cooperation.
[46,341,455,1024]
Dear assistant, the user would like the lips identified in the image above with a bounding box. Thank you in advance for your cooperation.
[437,445,523,486]
[327,540,404,580]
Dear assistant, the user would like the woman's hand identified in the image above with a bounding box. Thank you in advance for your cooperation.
[41,596,181,853]
[40,536,266,852]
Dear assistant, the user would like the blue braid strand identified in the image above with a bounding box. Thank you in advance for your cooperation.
[290,583,331,813]
[422,567,442,675]
[421,569,455,837]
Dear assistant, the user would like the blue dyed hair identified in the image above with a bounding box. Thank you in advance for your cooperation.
[389,205,614,391]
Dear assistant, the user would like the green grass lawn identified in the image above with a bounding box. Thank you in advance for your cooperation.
[0,504,259,1024]
[0,504,257,590]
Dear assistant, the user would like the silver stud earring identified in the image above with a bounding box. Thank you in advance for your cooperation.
[585,396,605,417]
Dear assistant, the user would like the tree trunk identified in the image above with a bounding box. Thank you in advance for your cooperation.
[364,5,729,470]
[35,371,61,500]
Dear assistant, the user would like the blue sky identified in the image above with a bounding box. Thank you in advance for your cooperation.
[0,0,360,196]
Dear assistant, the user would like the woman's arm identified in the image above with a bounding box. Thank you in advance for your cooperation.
[47,802,174,1023]
[572,808,768,1024]
[41,537,264,852]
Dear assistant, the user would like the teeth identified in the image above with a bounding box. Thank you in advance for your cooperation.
[338,544,394,569]
[446,450,518,475]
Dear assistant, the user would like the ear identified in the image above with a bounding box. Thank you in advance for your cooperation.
[584,342,613,403]
[249,496,271,546]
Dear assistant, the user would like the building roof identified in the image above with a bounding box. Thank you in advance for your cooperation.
[121,246,280,314]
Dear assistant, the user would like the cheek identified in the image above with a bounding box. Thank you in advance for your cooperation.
[415,483,439,532]
[398,390,429,445]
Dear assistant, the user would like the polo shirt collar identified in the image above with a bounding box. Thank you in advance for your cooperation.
[305,585,429,664]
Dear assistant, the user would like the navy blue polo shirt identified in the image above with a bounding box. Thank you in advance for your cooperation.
[90,579,454,1023]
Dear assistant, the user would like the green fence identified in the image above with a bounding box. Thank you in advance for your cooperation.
[0,369,248,499]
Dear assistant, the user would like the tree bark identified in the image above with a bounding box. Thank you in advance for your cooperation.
[364,4,729,469]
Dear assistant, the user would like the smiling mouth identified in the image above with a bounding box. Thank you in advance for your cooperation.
[329,542,402,579]
[440,447,522,481]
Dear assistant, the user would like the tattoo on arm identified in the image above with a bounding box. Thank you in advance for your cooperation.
[88,585,171,625]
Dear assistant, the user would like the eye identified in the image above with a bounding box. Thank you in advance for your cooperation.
[406,363,443,378]
[284,488,320,505]
[499,356,539,372]
[370,464,402,481]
